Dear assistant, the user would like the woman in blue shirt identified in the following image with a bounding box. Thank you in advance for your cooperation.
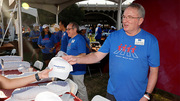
[38,24,58,68]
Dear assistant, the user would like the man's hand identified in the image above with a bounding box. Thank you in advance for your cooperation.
[39,45,45,49]
[62,55,78,65]
[38,68,53,79]
[49,47,54,53]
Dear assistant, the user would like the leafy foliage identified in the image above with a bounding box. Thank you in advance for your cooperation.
[38,9,56,25]
[59,4,85,24]
[21,12,36,27]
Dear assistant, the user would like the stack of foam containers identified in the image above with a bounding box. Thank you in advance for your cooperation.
[0,56,30,71]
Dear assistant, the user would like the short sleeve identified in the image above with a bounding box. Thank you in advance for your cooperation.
[148,37,160,67]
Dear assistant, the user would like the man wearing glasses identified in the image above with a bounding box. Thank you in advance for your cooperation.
[63,3,160,101]
[66,22,89,101]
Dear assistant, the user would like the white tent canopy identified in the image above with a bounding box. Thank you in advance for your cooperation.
[21,7,38,17]
[21,0,125,24]
[8,7,38,23]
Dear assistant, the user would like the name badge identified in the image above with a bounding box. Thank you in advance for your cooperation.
[71,39,75,43]
[135,38,145,45]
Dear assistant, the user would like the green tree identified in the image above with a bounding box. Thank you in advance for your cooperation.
[38,9,56,25]
[29,4,84,25]
[59,4,85,24]
[21,12,36,28]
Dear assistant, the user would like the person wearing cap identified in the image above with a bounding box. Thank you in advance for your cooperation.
[95,23,102,44]
[79,25,92,54]
[59,20,70,53]
[66,22,89,101]
[0,68,52,89]
[53,24,62,54]
[38,24,58,68]
[62,3,160,101]
[108,26,116,33]
[103,27,109,33]
[29,23,41,65]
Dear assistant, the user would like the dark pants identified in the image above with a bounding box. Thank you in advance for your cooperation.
[42,53,54,61]
[42,53,55,70]
[106,92,116,101]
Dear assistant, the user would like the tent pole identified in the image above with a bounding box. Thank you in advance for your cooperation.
[17,0,23,59]
[56,13,58,24]
[56,5,60,24]
[117,0,122,30]
[36,16,38,24]
[36,8,39,24]
[1,9,4,35]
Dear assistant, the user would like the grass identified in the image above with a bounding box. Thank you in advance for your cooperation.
[85,73,108,100]
[151,88,180,101]
[84,72,180,101]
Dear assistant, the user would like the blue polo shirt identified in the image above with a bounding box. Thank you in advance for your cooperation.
[67,34,86,75]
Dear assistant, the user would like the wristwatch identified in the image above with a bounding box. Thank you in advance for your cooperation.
[145,91,151,96]
[35,73,41,81]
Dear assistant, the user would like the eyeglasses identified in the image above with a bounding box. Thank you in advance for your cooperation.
[122,15,141,20]
[66,28,74,31]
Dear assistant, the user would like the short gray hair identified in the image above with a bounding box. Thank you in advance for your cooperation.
[69,22,79,31]
[127,3,145,18]
[68,22,82,33]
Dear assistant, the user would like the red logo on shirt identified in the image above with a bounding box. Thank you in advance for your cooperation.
[43,38,49,40]
[114,44,138,60]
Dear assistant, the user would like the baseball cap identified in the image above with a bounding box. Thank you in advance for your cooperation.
[55,51,67,57]
[97,23,101,26]
[35,91,62,101]
[42,24,49,29]
[53,24,59,28]
[79,25,86,30]
[33,23,39,27]
[48,57,73,80]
